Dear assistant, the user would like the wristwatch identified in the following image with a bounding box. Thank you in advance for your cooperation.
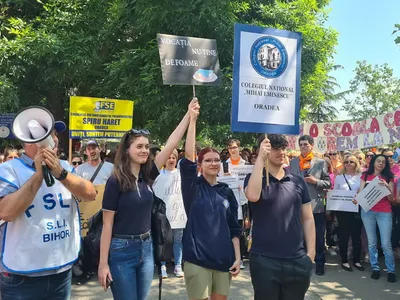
[55,168,68,181]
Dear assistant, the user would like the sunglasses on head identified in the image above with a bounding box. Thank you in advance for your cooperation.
[72,161,82,166]
[130,129,150,135]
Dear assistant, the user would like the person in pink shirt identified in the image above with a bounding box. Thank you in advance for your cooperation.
[355,154,396,283]
[382,149,400,176]
[382,149,400,259]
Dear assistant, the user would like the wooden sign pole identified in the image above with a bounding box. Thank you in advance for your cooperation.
[265,134,269,187]
[68,138,73,163]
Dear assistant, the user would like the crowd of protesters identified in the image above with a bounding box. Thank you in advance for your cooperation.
[1,99,400,300]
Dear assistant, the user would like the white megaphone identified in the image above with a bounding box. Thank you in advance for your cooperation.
[12,106,57,187]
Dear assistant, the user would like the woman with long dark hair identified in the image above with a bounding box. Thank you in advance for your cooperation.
[355,154,396,282]
[180,102,241,300]
[98,100,197,299]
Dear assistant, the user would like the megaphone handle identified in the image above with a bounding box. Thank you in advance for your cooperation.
[42,165,55,187]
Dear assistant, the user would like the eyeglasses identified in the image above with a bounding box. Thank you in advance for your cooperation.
[229,146,239,150]
[344,161,355,165]
[328,153,337,156]
[203,159,221,164]
[72,161,82,166]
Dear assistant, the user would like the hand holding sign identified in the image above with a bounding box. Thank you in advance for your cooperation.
[258,137,271,161]
[355,176,391,212]
[189,101,200,121]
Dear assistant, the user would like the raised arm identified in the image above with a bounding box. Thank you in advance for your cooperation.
[155,98,199,169]
[245,138,270,202]
[185,102,200,162]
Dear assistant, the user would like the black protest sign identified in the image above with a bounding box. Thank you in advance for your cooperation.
[157,34,222,86]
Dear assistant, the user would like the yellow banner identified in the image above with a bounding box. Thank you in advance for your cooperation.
[69,96,134,139]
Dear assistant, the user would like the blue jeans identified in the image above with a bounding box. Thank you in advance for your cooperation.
[109,237,154,300]
[1,269,72,300]
[361,210,395,273]
[162,229,183,266]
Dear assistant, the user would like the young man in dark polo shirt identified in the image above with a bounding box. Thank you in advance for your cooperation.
[244,134,316,300]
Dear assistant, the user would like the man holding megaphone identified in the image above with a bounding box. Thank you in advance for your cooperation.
[0,106,96,300]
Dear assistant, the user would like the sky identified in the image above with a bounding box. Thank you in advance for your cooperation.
[326,0,400,120]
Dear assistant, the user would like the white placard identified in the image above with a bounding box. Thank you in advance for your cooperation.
[152,171,187,229]
[326,190,358,213]
[355,176,392,213]
[231,24,302,134]
[229,165,254,205]
[218,176,242,219]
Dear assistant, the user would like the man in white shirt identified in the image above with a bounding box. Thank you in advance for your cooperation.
[75,140,113,285]
[75,140,113,185]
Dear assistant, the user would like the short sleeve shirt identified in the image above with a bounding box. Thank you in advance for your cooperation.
[244,169,311,259]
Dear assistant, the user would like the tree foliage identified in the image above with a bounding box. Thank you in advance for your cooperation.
[394,23,400,45]
[306,65,350,122]
[343,61,400,121]
[0,0,338,148]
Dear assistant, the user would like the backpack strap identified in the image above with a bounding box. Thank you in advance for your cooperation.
[90,161,104,183]
[342,174,352,190]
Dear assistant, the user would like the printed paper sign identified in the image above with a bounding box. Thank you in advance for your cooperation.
[218,176,242,219]
[326,190,358,213]
[157,34,222,85]
[229,165,254,205]
[152,171,187,229]
[69,96,134,139]
[231,24,302,134]
[355,177,392,212]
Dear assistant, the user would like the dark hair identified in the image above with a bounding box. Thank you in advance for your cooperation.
[197,147,219,164]
[382,148,393,155]
[364,154,393,182]
[227,139,241,148]
[150,147,161,156]
[299,135,314,146]
[113,131,153,192]
[257,134,288,149]
[72,153,82,160]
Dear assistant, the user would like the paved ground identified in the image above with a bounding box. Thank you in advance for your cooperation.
[72,256,400,300]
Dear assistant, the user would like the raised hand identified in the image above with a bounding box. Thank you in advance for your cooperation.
[257,137,271,161]
[189,101,200,122]
[42,148,63,178]
[188,97,199,110]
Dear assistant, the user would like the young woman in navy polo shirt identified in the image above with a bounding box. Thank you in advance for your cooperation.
[98,99,198,300]
[180,103,242,300]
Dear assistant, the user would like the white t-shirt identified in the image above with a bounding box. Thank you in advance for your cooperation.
[334,173,361,192]
[75,161,114,185]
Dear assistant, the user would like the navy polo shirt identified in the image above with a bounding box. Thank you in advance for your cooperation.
[244,169,311,259]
